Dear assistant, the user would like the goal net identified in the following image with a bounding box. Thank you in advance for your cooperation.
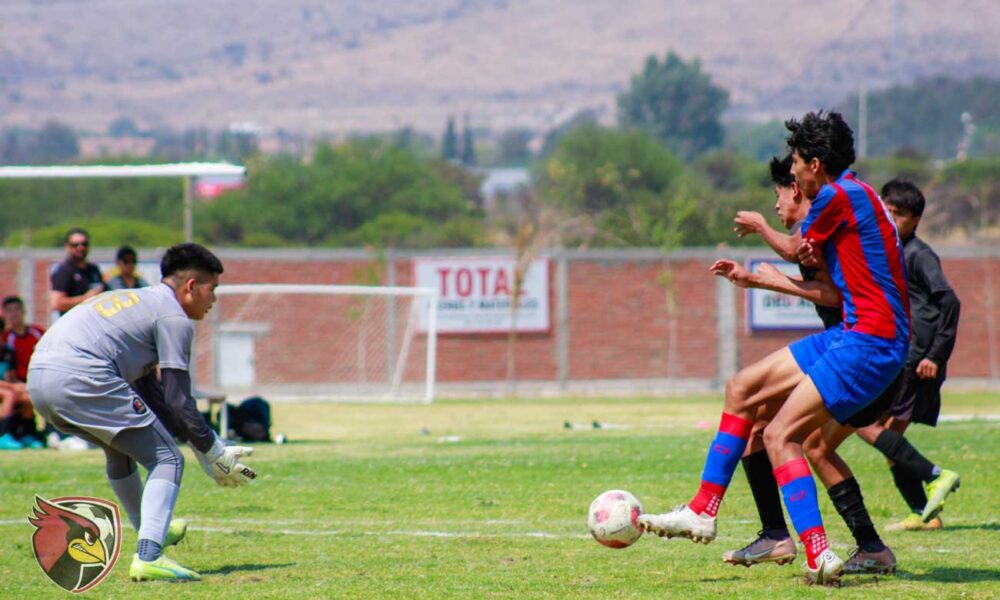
[193,284,438,403]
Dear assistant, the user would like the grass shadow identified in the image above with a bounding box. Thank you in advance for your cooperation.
[200,562,295,576]
[900,567,1000,583]
[931,522,1000,532]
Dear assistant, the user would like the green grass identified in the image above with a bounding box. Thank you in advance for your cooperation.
[1,393,998,598]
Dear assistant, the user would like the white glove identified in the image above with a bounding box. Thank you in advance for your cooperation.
[195,435,257,487]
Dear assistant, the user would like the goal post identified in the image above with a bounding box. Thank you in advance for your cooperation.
[194,284,438,403]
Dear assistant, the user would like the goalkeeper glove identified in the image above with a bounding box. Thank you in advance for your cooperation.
[195,435,257,487]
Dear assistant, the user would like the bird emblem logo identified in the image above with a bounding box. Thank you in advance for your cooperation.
[28,496,121,593]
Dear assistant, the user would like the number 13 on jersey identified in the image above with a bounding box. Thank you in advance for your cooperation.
[92,291,141,318]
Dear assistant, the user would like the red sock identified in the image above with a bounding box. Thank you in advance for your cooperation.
[688,481,726,517]
[800,526,829,569]
[688,413,752,517]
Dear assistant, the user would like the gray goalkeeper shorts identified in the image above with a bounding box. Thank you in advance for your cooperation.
[28,367,157,446]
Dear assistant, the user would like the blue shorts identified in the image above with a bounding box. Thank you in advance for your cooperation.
[789,326,908,424]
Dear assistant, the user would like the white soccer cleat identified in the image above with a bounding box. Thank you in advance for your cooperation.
[803,549,845,586]
[637,505,716,544]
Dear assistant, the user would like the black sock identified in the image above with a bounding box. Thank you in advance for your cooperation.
[890,464,927,513]
[741,450,789,539]
[874,429,936,481]
[0,416,11,437]
[828,477,884,551]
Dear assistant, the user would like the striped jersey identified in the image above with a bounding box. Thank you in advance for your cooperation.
[801,170,910,342]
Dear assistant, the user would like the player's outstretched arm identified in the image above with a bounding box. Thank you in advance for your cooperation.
[754,263,841,307]
[733,211,801,262]
[710,260,841,307]
[161,368,258,486]
[710,259,756,288]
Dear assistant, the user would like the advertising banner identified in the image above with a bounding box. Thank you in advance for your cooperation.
[413,257,550,333]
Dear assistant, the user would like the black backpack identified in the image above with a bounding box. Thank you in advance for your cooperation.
[231,396,272,442]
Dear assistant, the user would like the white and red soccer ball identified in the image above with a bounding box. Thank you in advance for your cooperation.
[588,490,643,548]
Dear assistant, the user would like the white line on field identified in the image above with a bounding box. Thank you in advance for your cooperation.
[937,414,1000,422]
[193,525,586,539]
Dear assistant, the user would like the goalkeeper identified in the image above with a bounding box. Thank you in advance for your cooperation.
[28,243,257,583]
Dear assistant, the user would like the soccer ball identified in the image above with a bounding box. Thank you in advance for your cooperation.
[588,490,643,548]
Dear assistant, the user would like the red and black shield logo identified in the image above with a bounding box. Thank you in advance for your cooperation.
[28,496,122,593]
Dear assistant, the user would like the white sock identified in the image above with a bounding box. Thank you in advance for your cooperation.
[108,471,143,530]
[138,478,179,545]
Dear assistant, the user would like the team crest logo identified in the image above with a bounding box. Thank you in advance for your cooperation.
[28,496,121,593]
[132,397,147,414]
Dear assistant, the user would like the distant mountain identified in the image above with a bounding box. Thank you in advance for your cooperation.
[1,0,998,135]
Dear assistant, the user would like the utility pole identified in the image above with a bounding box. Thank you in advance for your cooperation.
[858,86,868,159]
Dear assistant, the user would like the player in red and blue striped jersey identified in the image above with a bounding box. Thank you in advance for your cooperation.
[640,112,909,585]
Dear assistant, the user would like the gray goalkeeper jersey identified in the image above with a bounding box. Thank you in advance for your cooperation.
[30,283,192,383]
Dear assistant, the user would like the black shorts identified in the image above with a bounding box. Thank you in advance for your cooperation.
[839,370,904,428]
[887,365,946,427]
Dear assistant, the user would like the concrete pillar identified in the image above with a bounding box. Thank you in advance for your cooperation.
[18,255,35,322]
[716,273,738,387]
[555,251,570,388]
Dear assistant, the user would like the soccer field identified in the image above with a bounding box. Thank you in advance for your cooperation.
[2,393,998,598]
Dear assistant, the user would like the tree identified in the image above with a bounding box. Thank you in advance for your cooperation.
[536,124,689,246]
[495,128,533,165]
[196,137,481,248]
[838,76,1000,159]
[540,108,598,157]
[461,114,477,166]
[108,117,141,137]
[34,120,79,163]
[617,51,729,160]
[441,116,458,161]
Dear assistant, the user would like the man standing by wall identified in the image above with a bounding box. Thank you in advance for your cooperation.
[50,227,106,317]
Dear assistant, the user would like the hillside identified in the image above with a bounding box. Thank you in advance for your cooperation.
[1,0,998,135]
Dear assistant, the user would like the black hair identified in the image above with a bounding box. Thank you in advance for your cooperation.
[784,111,856,176]
[2,295,22,308]
[64,227,89,243]
[116,245,137,262]
[160,243,224,279]
[769,154,795,187]
[881,178,925,217]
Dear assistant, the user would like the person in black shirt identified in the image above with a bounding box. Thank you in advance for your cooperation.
[50,227,106,316]
[854,179,962,531]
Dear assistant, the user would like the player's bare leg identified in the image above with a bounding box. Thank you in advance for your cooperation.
[724,402,798,567]
[763,378,844,585]
[640,348,804,543]
[0,385,23,450]
[805,422,896,575]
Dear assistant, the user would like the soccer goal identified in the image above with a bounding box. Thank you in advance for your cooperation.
[193,284,438,403]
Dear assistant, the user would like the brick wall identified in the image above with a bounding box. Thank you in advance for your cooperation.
[4,247,999,388]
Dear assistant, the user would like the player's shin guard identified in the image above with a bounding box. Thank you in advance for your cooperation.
[890,464,928,513]
[109,470,143,530]
[689,413,753,517]
[138,479,179,552]
[828,477,884,551]
[774,457,828,569]
[874,430,936,481]
[742,450,789,538]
